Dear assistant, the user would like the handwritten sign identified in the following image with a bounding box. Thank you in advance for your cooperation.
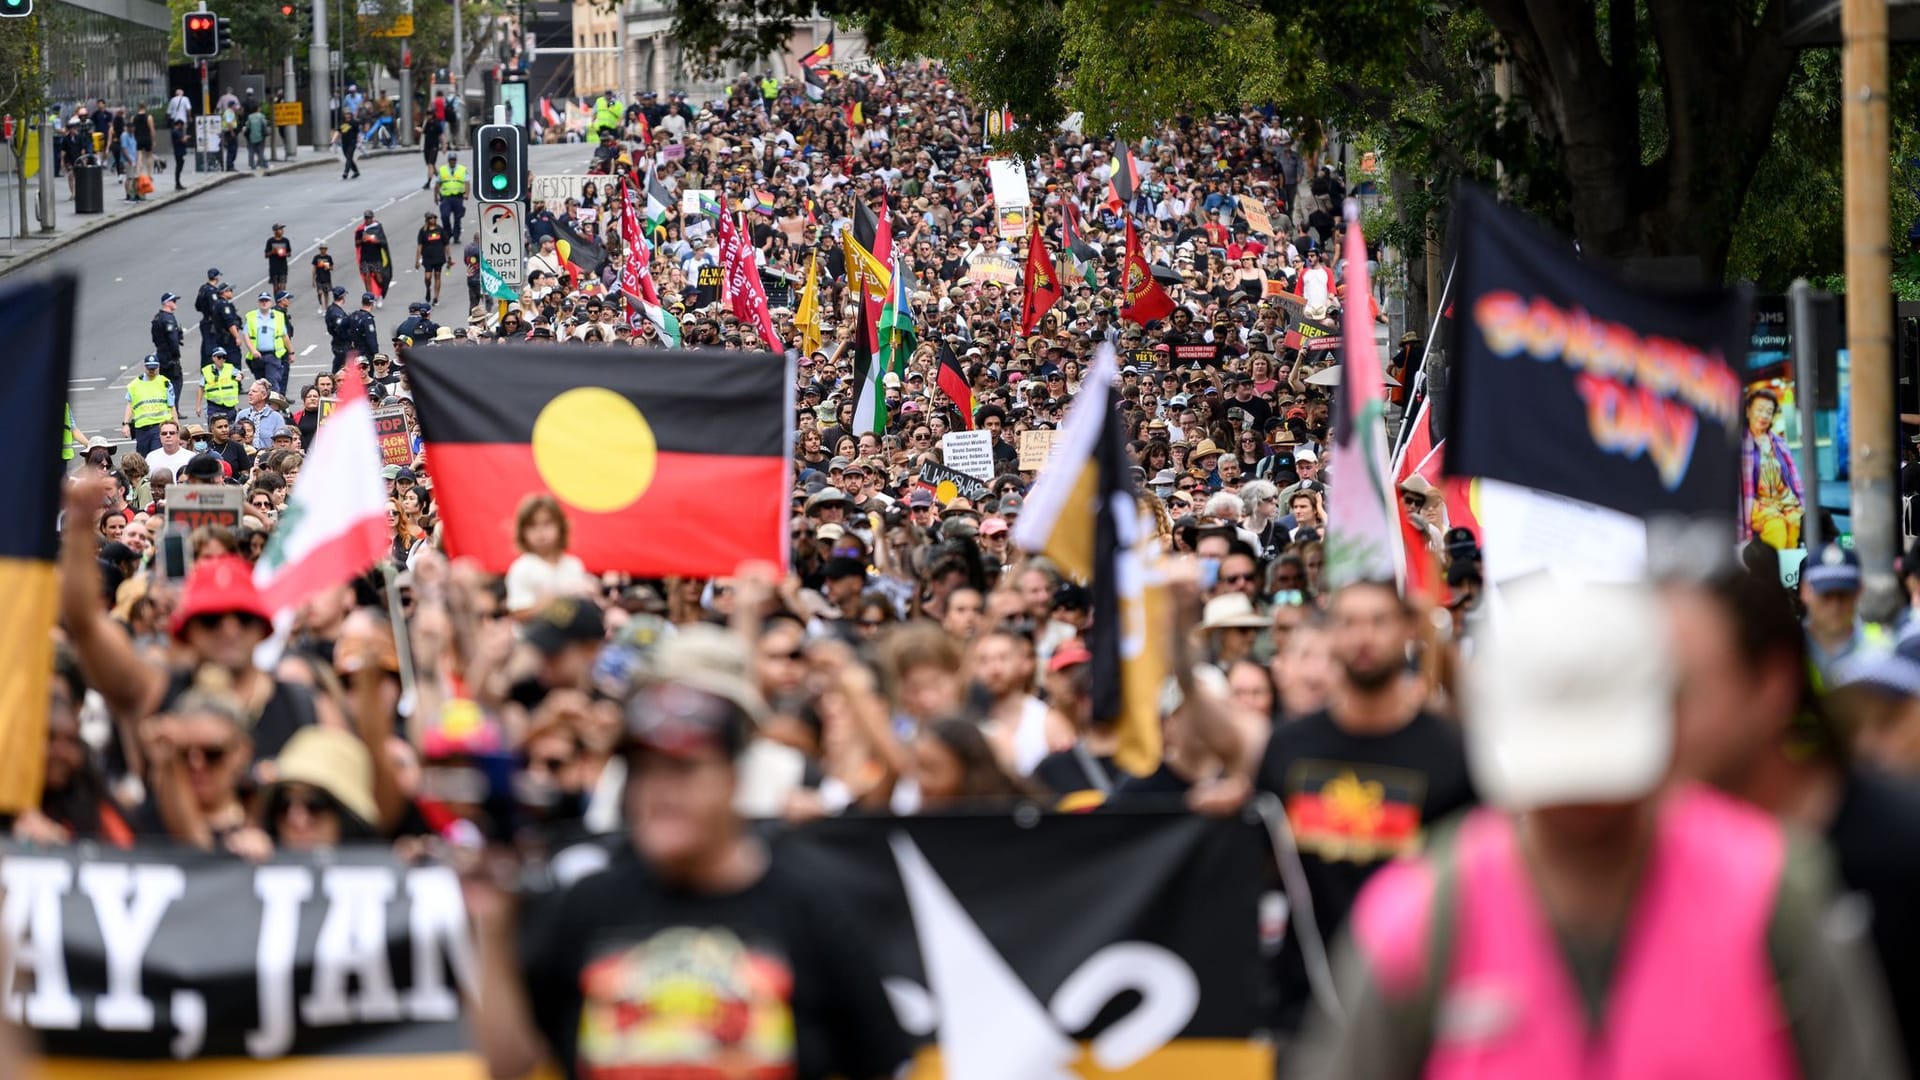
[374,408,412,468]
[528,174,597,210]
[1018,429,1058,471]
[918,461,989,503]
[963,253,1020,287]
[941,430,995,481]
[166,485,245,533]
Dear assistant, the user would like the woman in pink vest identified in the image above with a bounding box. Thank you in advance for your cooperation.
[1300,580,1906,1079]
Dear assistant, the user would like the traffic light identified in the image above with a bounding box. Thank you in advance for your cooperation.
[475,123,525,202]
[182,12,217,57]
[216,16,232,52]
[280,3,295,21]
[0,0,32,20]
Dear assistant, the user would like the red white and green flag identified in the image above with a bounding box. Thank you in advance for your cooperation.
[252,365,389,614]
[1324,199,1401,589]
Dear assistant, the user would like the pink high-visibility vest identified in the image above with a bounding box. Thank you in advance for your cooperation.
[1353,785,1799,1079]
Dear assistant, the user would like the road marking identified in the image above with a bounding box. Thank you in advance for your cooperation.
[69,376,106,383]
[301,344,316,356]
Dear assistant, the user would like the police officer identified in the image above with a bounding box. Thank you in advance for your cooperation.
[436,150,468,242]
[464,236,482,312]
[122,355,177,455]
[214,282,247,376]
[194,267,224,367]
[592,91,621,141]
[325,285,351,372]
[394,301,436,344]
[196,345,242,423]
[150,291,185,393]
[342,291,381,367]
[243,291,292,395]
[274,290,298,346]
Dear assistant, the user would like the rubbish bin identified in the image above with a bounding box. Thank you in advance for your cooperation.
[73,160,104,215]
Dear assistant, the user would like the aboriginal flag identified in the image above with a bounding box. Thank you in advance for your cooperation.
[0,275,76,815]
[405,345,792,577]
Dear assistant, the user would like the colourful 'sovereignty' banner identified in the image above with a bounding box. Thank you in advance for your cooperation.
[1444,186,1749,520]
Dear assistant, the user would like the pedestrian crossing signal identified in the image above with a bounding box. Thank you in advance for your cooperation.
[183,12,217,56]
[476,123,524,203]
[0,0,32,19]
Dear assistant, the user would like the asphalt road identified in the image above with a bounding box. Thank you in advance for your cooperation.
[28,142,581,437]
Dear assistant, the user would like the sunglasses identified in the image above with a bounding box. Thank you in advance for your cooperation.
[182,743,230,766]
[274,790,336,817]
[1221,572,1257,586]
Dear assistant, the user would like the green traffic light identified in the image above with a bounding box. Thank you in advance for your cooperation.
[489,174,506,191]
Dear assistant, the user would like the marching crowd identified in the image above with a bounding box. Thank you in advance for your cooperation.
[27,58,1920,1080]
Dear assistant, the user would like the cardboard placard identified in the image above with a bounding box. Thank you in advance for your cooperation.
[373,407,412,468]
[165,484,246,533]
[941,430,996,480]
[1018,429,1058,471]
[918,461,989,503]
[963,254,1021,287]
[1172,342,1220,366]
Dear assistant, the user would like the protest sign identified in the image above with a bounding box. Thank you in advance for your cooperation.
[527,173,596,210]
[1284,318,1338,353]
[373,407,412,468]
[1172,342,1221,366]
[164,484,245,533]
[1019,428,1059,470]
[1237,195,1276,237]
[1445,186,1747,520]
[3,844,476,1072]
[919,461,989,502]
[682,188,716,215]
[941,430,996,480]
[988,158,1032,240]
[964,253,1021,287]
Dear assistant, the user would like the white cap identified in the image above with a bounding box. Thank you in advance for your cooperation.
[1462,580,1674,812]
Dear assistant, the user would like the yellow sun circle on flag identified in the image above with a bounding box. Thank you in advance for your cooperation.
[531,388,657,512]
[935,480,958,503]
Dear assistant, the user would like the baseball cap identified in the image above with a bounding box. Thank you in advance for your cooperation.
[332,286,348,298]
[169,555,273,640]
[207,268,221,278]
[1804,542,1862,594]
[521,597,607,656]
[1463,580,1674,812]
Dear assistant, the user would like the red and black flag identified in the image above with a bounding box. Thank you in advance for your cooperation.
[1104,148,1142,213]
[799,28,834,71]
[1119,219,1175,325]
[1059,199,1099,264]
[0,275,75,816]
[937,339,976,429]
[853,200,892,350]
[404,345,792,578]
[1020,219,1061,334]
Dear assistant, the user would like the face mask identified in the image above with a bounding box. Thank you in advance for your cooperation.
[193,439,209,451]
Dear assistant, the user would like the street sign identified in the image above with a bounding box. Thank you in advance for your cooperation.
[479,202,524,287]
[271,101,303,127]
[195,115,222,154]
[367,14,412,37]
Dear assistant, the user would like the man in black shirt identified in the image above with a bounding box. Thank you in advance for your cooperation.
[195,267,224,367]
[264,223,294,292]
[467,627,910,1080]
[311,242,336,312]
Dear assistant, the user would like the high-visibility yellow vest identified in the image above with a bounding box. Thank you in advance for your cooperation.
[244,308,289,358]
[760,76,779,100]
[438,163,468,197]
[62,404,75,461]
[202,362,241,407]
[128,376,172,428]
[593,96,621,133]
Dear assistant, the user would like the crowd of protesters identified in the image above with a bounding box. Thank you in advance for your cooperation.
[25,57,1920,1080]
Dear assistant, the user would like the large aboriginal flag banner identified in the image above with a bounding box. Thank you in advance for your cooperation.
[1445,186,1748,520]
[405,345,792,577]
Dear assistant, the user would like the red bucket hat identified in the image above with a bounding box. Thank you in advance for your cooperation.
[169,555,274,640]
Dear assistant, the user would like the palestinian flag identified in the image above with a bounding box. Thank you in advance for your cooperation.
[406,346,791,577]
[853,201,892,349]
[1324,199,1400,589]
[1104,148,1142,213]
[799,28,834,70]
[0,275,74,816]
[937,339,975,429]
[851,290,886,434]
[1011,343,1166,784]
[1059,200,1101,287]
[803,65,828,103]
[644,160,674,234]
[254,365,388,613]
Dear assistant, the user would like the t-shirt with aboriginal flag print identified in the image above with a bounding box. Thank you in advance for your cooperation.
[1256,707,1476,1034]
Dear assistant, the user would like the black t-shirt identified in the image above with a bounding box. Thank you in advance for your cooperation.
[521,842,912,1080]
[418,226,449,267]
[1031,744,1121,801]
[312,252,335,284]
[161,668,318,761]
[1108,761,1193,805]
[1255,707,1476,1032]
[1827,766,1920,1068]
[265,236,293,276]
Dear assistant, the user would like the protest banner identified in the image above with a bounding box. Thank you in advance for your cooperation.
[373,407,412,468]
[4,844,476,1075]
[941,430,995,480]
[1019,429,1059,470]
[1284,318,1338,353]
[1172,342,1221,366]
[919,461,990,502]
[527,174,596,210]
[774,812,1271,1077]
[1237,195,1276,238]
[1445,185,1747,520]
[964,254,1021,287]
[164,485,245,534]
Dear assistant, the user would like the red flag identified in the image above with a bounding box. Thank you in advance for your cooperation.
[1391,398,1443,604]
[1105,149,1140,213]
[937,340,975,429]
[1119,219,1174,326]
[717,212,782,352]
[1020,221,1061,334]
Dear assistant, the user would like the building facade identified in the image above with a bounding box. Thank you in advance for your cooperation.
[619,9,860,102]
[571,0,620,97]
[45,0,171,111]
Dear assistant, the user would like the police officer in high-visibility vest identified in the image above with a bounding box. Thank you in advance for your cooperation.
[592,93,622,141]
[243,291,292,396]
[759,73,779,111]
[122,355,176,455]
[437,151,469,243]
[197,346,243,424]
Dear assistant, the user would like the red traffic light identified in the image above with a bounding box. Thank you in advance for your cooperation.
[186,14,212,29]
[280,4,293,15]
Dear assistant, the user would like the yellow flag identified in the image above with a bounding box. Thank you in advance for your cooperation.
[797,253,823,356]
